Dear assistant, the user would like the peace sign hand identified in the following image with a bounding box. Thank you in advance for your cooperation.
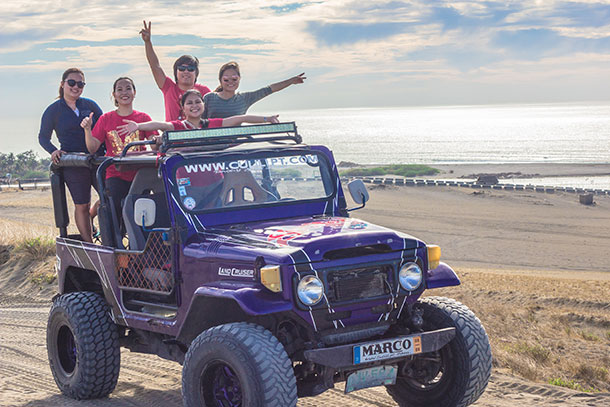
[140,20,152,43]
[291,73,306,85]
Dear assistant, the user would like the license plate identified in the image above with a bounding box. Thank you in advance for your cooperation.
[353,335,422,364]
[345,365,397,393]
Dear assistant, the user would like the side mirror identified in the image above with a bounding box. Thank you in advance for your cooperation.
[347,179,369,211]
[134,198,156,227]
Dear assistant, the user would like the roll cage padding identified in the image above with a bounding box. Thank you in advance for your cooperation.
[122,167,170,251]
[50,171,69,236]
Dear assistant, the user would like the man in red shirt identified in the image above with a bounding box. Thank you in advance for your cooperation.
[140,21,211,121]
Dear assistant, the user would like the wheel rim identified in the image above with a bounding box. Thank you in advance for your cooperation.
[400,346,454,392]
[57,325,77,375]
[200,361,242,407]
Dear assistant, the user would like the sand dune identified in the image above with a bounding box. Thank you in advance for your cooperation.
[1,170,609,406]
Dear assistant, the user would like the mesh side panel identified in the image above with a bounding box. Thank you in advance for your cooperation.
[116,231,173,292]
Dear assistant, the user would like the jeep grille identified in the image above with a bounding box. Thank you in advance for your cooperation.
[327,265,392,303]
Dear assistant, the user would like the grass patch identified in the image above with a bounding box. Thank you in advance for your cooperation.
[340,164,439,178]
[501,352,539,381]
[548,377,597,392]
[274,168,302,178]
[577,365,608,382]
[506,342,552,364]
[15,236,55,260]
[30,269,56,286]
[579,330,601,342]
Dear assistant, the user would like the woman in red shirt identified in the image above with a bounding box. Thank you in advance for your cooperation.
[81,77,157,220]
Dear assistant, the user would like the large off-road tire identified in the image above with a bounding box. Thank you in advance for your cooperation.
[46,291,120,399]
[386,296,492,407]
[182,322,297,407]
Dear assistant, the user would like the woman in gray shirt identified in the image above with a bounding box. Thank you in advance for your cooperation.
[203,61,305,119]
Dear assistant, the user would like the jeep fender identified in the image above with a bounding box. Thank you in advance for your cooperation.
[426,262,461,289]
[176,286,293,345]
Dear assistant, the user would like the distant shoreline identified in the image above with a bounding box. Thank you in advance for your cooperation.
[426,163,610,179]
[338,162,610,179]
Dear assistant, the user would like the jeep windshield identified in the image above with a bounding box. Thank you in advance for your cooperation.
[171,150,335,212]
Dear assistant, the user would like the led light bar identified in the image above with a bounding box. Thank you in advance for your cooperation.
[166,122,298,142]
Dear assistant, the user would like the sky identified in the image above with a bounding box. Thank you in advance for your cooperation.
[1,0,610,154]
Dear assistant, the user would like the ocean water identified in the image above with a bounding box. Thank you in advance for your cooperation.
[278,103,610,165]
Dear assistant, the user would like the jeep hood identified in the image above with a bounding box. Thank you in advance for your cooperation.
[203,216,423,263]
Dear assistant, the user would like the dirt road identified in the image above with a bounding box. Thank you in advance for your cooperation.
[1,185,610,406]
[1,294,607,407]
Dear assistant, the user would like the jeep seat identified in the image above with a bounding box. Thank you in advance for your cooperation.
[122,167,170,251]
[219,169,269,206]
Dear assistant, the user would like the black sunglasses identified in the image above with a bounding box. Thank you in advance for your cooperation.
[66,79,86,88]
[177,65,197,72]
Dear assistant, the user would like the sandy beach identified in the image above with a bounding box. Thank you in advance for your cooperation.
[1,162,609,406]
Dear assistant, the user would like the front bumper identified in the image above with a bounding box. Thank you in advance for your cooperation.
[303,327,455,369]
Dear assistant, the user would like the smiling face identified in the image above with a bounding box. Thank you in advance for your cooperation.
[61,72,85,101]
[173,56,199,88]
[113,78,135,107]
[220,68,240,92]
[177,64,197,87]
[182,92,204,120]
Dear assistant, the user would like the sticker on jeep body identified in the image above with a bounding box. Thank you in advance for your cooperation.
[353,336,422,364]
[218,267,254,278]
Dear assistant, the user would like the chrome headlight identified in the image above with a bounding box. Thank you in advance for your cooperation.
[399,262,423,291]
[297,275,324,306]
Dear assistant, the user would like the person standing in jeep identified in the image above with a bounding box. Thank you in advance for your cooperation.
[80,77,157,222]
[38,67,103,242]
[140,20,211,121]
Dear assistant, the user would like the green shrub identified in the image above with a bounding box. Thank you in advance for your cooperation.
[579,331,601,342]
[507,342,551,364]
[21,170,48,179]
[15,237,55,260]
[548,377,597,392]
[340,164,439,178]
[274,168,302,178]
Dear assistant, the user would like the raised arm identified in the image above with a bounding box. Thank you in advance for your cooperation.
[269,73,306,93]
[140,20,166,89]
[221,115,279,127]
[117,119,174,137]
[80,113,102,154]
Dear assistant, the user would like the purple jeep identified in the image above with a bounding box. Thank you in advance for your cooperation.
[46,123,492,407]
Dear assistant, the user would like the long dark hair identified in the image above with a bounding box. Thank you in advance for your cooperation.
[215,61,240,92]
[112,77,136,107]
[58,67,85,99]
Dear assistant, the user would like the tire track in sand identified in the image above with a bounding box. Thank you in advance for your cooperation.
[2,301,610,407]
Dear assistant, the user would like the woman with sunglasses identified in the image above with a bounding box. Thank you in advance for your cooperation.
[203,61,306,119]
[140,20,211,121]
[38,67,103,242]
[80,77,158,225]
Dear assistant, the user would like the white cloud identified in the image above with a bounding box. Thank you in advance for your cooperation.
[2,0,610,154]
